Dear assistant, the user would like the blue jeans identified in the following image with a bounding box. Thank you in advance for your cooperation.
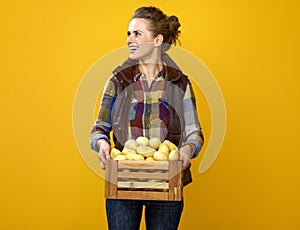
[106,199,184,230]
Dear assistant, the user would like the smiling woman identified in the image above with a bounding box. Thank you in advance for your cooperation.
[90,6,204,230]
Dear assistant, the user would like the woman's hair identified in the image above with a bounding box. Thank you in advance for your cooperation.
[132,6,181,51]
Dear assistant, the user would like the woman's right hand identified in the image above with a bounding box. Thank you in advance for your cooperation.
[96,139,111,169]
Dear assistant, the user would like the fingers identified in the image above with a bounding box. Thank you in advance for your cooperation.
[179,145,192,168]
[97,139,111,169]
[179,151,189,167]
[98,151,106,169]
[180,154,190,169]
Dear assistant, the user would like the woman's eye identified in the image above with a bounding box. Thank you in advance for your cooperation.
[127,31,142,37]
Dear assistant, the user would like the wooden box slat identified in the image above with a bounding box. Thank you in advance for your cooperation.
[117,181,169,189]
[105,159,118,198]
[118,160,169,170]
[168,161,182,200]
[117,190,169,201]
[118,171,169,180]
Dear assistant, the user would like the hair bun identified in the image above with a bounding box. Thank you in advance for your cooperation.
[169,15,181,30]
[168,15,181,46]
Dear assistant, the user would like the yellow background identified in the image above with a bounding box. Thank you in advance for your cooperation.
[1,0,299,229]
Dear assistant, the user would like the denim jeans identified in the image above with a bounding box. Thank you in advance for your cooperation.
[106,199,184,230]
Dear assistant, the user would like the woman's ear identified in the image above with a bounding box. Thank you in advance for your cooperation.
[154,34,164,47]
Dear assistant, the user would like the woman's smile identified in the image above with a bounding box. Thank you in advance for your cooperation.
[128,45,139,54]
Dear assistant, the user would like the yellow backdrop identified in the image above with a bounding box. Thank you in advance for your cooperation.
[1,0,299,229]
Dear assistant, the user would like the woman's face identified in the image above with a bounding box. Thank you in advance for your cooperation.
[127,18,160,61]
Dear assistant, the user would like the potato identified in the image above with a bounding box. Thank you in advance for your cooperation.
[158,143,169,155]
[136,146,156,158]
[163,140,178,151]
[149,137,161,149]
[136,136,149,146]
[146,156,154,161]
[168,150,179,161]
[153,151,168,161]
[120,168,130,173]
[110,148,122,159]
[113,154,126,160]
[122,147,136,155]
[124,139,138,150]
[125,152,138,160]
[132,154,145,161]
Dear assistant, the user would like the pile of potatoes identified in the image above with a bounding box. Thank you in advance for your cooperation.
[111,136,179,161]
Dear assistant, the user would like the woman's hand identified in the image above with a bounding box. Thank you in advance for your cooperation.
[97,139,111,169]
[179,144,194,168]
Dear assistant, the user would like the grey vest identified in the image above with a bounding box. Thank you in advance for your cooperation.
[110,57,192,186]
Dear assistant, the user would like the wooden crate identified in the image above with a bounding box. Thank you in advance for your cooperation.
[105,159,183,201]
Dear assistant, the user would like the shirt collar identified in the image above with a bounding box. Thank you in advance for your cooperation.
[133,63,167,81]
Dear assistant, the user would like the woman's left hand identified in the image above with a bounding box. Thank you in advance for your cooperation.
[179,144,193,168]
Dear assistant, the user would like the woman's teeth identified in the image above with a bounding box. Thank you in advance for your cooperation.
[129,46,138,53]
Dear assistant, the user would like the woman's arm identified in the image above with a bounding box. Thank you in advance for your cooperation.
[90,76,117,152]
[180,80,204,161]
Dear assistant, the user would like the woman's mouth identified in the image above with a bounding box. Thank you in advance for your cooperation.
[128,45,139,54]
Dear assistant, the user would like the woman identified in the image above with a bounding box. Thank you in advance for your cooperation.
[91,6,204,230]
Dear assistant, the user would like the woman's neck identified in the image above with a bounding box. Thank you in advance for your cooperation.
[138,47,163,79]
[138,62,163,79]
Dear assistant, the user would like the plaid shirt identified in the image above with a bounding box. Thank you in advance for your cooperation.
[128,65,169,140]
[91,64,203,158]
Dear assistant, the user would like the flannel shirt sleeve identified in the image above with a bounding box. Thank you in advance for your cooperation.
[90,76,116,152]
[182,81,204,158]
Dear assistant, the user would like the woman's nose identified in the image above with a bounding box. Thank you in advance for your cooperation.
[127,34,135,44]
